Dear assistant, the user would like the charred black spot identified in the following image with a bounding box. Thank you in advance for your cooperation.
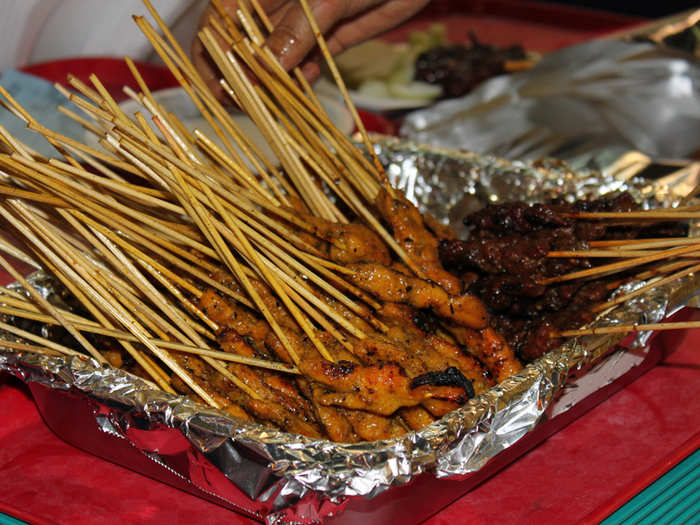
[410,367,475,398]
[412,309,439,334]
[326,360,356,379]
[219,327,235,338]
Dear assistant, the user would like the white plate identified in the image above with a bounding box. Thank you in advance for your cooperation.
[346,90,435,112]
[314,77,434,112]
[86,85,354,169]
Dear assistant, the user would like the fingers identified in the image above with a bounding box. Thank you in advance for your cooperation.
[266,0,385,70]
[191,0,431,98]
[322,0,431,57]
[191,2,231,101]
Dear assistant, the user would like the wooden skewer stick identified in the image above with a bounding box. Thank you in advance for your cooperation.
[0,184,67,207]
[0,319,82,357]
[132,12,291,202]
[0,304,298,374]
[589,237,700,251]
[631,259,698,282]
[0,340,64,357]
[0,294,103,326]
[593,262,700,313]
[0,201,203,400]
[565,210,700,220]
[67,208,262,401]
[296,0,392,194]
[547,249,677,258]
[0,253,106,363]
[0,236,41,268]
[166,156,306,366]
[539,242,700,285]
[558,320,700,337]
[200,179,338,361]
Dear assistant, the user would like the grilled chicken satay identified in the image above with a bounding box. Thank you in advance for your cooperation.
[348,263,489,329]
[399,406,436,431]
[206,368,323,438]
[219,330,319,423]
[341,408,407,441]
[301,359,472,415]
[200,286,403,440]
[352,338,460,417]
[303,215,392,265]
[169,352,251,421]
[199,288,331,437]
[376,303,494,394]
[443,324,523,383]
[297,378,360,442]
[375,188,462,294]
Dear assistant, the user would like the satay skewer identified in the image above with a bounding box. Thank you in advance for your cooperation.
[558,320,700,337]
[0,253,106,363]
[540,242,700,285]
[0,340,66,357]
[135,5,294,200]
[565,210,700,220]
[0,304,299,373]
[296,0,392,194]
[592,262,700,313]
[0,319,83,357]
[589,237,699,249]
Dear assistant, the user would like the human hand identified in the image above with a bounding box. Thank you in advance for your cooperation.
[192,0,431,99]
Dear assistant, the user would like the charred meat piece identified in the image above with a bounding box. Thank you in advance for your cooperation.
[414,34,527,99]
[349,263,488,329]
[304,215,392,265]
[440,192,686,362]
[375,188,462,295]
[301,359,472,415]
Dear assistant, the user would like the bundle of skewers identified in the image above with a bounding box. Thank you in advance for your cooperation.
[0,0,698,443]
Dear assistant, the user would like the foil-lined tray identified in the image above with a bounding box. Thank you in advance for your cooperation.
[1,138,699,524]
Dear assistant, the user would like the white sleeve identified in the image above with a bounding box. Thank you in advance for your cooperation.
[25,0,209,66]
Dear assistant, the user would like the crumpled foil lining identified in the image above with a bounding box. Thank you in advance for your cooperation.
[1,138,699,524]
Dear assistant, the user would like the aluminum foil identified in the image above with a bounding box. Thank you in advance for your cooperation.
[1,138,699,524]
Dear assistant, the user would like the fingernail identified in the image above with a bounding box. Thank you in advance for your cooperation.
[269,35,298,70]
[301,62,320,81]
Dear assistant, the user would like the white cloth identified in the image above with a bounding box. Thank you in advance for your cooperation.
[0,0,209,70]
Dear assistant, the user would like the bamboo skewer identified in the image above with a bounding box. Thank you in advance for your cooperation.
[296,0,392,194]
[134,5,292,200]
[0,340,64,357]
[0,304,298,374]
[588,237,696,249]
[593,262,700,313]
[558,320,700,337]
[0,320,82,357]
[566,210,700,220]
[539,242,700,285]
[0,201,208,401]
[0,253,106,363]
[547,249,700,258]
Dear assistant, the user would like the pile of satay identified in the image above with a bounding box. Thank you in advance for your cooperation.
[0,0,697,443]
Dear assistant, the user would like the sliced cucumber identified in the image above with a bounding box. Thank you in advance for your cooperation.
[387,81,442,101]
[356,79,391,98]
